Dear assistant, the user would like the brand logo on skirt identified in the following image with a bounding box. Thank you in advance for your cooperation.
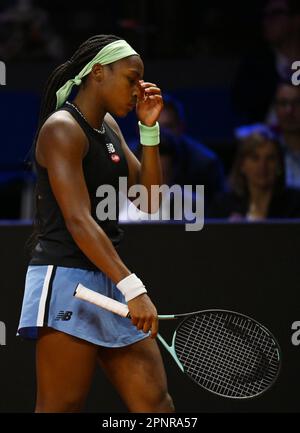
[55,311,73,321]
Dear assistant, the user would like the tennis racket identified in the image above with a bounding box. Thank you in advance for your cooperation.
[74,284,281,399]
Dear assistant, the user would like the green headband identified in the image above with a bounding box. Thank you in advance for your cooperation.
[55,39,139,109]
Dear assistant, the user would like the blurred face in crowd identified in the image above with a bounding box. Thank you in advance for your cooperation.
[275,84,300,133]
[241,140,280,190]
[262,0,291,45]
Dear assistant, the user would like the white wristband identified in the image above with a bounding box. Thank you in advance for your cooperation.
[116,273,147,302]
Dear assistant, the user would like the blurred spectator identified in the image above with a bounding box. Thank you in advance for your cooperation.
[208,128,300,220]
[0,0,64,61]
[130,129,183,186]
[273,81,300,187]
[119,130,200,223]
[158,94,226,204]
[129,94,225,205]
[231,0,300,125]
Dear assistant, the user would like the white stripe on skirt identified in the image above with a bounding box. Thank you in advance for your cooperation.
[36,265,53,326]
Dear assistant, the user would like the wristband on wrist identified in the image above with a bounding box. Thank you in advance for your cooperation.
[138,121,160,146]
[116,273,147,302]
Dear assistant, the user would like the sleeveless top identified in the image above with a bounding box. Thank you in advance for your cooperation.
[30,103,129,270]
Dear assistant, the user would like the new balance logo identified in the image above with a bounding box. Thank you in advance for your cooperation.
[55,311,73,321]
[106,143,115,153]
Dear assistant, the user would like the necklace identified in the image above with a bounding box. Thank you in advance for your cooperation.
[66,101,120,163]
[66,101,106,135]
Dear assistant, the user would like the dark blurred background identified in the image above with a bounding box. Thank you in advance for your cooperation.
[1,0,300,220]
[1,0,300,415]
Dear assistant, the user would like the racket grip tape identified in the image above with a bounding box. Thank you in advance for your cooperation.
[74,283,130,318]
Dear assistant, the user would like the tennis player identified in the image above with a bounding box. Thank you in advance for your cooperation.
[17,34,174,413]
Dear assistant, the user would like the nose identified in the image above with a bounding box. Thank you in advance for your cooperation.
[132,86,139,99]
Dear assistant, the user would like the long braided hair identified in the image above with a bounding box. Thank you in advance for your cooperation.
[27,34,121,253]
[37,34,121,132]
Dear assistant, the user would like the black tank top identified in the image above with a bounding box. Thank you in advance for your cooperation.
[30,103,129,270]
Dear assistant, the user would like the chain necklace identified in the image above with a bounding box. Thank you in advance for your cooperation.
[66,101,106,135]
[66,101,120,163]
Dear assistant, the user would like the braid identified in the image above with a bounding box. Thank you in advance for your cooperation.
[26,35,122,254]
[37,34,121,131]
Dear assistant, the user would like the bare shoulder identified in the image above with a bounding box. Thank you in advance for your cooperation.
[39,110,86,145]
[37,110,88,167]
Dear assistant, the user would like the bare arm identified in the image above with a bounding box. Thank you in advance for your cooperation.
[136,80,164,213]
[105,80,163,213]
[36,112,158,336]
[37,113,130,283]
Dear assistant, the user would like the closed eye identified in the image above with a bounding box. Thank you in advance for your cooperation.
[128,77,136,85]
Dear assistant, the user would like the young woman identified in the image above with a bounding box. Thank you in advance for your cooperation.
[208,129,300,220]
[17,34,174,413]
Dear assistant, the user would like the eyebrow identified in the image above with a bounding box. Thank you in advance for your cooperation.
[127,69,142,78]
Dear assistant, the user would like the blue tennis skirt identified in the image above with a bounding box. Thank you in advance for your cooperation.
[17,265,150,347]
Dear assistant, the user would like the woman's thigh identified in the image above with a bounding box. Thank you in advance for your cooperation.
[97,336,175,413]
[35,327,98,412]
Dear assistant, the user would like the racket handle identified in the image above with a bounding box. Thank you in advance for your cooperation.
[74,284,130,318]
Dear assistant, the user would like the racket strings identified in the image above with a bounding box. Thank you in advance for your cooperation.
[191,317,277,396]
[192,315,278,396]
[200,316,269,379]
[178,324,271,395]
[177,334,267,397]
[176,317,262,394]
[174,312,280,398]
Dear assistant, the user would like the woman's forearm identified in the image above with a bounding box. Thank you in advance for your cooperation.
[139,146,163,213]
[66,214,130,284]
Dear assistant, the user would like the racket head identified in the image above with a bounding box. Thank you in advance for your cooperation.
[172,309,281,399]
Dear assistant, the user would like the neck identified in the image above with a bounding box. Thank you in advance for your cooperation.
[283,132,300,153]
[73,88,105,130]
